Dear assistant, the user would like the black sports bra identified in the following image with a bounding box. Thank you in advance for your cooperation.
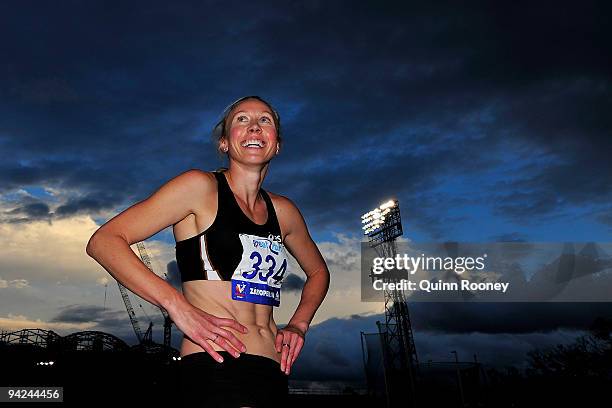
[175,171,288,306]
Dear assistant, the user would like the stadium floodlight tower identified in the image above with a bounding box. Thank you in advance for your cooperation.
[362,199,419,407]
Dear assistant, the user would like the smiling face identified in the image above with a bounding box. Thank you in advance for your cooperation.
[220,98,280,165]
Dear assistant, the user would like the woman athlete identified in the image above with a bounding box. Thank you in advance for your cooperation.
[86,95,330,407]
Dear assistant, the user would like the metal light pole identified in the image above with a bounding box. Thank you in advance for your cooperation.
[362,199,419,407]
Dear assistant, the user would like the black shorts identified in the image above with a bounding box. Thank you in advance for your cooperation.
[177,351,289,407]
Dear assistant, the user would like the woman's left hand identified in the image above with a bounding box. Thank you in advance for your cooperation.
[275,323,307,375]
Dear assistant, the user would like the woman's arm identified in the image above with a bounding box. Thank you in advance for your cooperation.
[86,169,206,308]
[273,195,330,374]
[87,232,184,311]
[86,169,248,362]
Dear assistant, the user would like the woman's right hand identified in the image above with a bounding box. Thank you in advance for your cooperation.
[168,298,248,362]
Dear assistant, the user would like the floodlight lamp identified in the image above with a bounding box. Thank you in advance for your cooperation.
[380,200,396,210]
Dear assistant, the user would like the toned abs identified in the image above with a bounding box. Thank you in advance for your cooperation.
[180,280,281,363]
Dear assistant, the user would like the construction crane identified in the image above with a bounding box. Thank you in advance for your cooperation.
[117,279,146,343]
[135,241,173,348]
[116,241,173,347]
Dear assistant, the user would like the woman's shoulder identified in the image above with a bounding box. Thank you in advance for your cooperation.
[172,168,218,192]
[178,168,216,183]
[266,191,302,217]
[266,191,308,240]
[266,190,290,206]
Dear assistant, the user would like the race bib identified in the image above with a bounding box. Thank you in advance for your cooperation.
[231,233,288,306]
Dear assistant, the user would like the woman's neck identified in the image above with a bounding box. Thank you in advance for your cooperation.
[224,163,269,210]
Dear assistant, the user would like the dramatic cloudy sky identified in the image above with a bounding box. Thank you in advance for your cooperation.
[1,0,611,385]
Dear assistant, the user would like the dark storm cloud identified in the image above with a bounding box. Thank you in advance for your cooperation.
[313,340,351,368]
[54,195,114,217]
[291,301,612,380]
[51,304,125,324]
[291,312,581,381]
[166,260,182,290]
[4,201,50,222]
[596,208,612,227]
[408,302,612,334]
[281,273,305,292]
[49,304,168,345]
[1,0,610,239]
[489,232,528,242]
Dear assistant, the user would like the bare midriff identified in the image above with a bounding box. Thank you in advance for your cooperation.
[180,280,281,364]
